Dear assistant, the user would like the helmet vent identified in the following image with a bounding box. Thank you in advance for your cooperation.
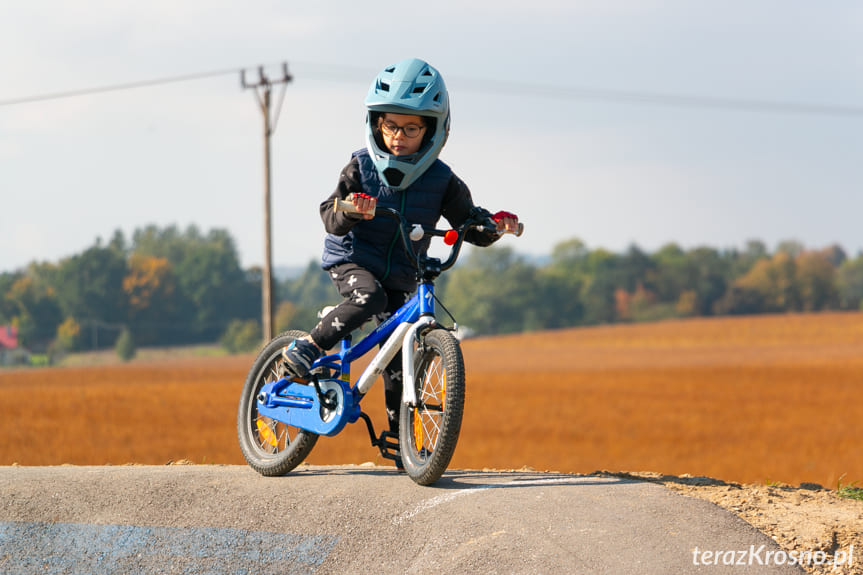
[385,66,396,73]
[412,86,426,94]
[380,82,390,92]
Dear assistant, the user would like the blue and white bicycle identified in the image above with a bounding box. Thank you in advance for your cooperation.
[237,200,522,485]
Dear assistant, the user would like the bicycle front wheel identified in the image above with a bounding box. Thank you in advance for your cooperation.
[237,330,319,476]
[399,328,465,485]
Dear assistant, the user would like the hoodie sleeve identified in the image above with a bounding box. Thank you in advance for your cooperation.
[319,157,366,236]
[440,175,499,247]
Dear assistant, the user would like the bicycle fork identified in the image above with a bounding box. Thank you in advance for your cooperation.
[400,315,436,406]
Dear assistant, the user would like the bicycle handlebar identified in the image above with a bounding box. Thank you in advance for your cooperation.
[333,198,524,275]
[333,199,524,237]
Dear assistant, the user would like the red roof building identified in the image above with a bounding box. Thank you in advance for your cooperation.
[0,325,19,350]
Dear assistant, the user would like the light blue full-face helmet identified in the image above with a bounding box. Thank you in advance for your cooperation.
[365,58,451,190]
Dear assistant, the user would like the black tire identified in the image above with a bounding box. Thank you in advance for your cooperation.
[399,328,465,485]
[237,330,319,476]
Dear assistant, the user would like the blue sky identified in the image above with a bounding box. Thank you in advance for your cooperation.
[1,1,861,273]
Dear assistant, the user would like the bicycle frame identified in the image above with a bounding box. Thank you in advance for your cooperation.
[238,201,523,481]
[254,204,521,441]
[255,281,438,437]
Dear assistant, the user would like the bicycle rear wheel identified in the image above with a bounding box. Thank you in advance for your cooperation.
[399,328,465,485]
[237,330,319,476]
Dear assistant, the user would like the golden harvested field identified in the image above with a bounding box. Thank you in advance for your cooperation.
[2,312,862,488]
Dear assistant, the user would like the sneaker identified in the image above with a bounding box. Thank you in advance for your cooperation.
[281,339,321,379]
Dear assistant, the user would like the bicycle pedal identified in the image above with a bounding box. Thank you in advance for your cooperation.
[278,364,309,383]
[376,430,401,462]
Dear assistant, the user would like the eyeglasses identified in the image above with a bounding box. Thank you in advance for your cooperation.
[380,121,426,139]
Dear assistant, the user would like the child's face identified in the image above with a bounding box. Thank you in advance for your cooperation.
[378,113,427,156]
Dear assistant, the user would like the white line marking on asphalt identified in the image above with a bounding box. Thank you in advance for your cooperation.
[394,488,490,525]
[393,477,595,525]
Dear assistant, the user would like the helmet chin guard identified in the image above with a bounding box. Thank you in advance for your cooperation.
[365,58,450,190]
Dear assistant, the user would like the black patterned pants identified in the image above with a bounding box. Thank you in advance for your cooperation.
[310,263,412,433]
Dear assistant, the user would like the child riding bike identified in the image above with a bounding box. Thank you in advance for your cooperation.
[282,57,519,446]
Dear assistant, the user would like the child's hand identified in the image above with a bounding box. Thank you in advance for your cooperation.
[347,193,377,220]
[493,210,519,234]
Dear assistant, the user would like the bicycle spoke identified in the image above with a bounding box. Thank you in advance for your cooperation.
[256,418,277,450]
[238,330,319,476]
[250,359,298,455]
[422,412,442,449]
[413,357,446,453]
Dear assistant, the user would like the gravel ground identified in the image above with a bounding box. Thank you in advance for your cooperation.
[593,471,863,575]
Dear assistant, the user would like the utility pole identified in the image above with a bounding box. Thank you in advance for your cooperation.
[242,63,291,342]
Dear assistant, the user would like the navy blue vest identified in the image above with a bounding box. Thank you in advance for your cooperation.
[322,149,453,291]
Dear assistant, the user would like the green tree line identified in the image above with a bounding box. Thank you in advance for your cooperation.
[273,236,863,338]
[0,225,260,355]
[3,228,863,358]
[439,238,863,335]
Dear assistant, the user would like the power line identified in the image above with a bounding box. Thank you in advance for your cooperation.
[0,67,241,107]
[1,62,862,118]
[272,61,863,118]
[460,77,863,118]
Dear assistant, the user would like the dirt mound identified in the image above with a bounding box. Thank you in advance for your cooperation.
[600,471,863,575]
